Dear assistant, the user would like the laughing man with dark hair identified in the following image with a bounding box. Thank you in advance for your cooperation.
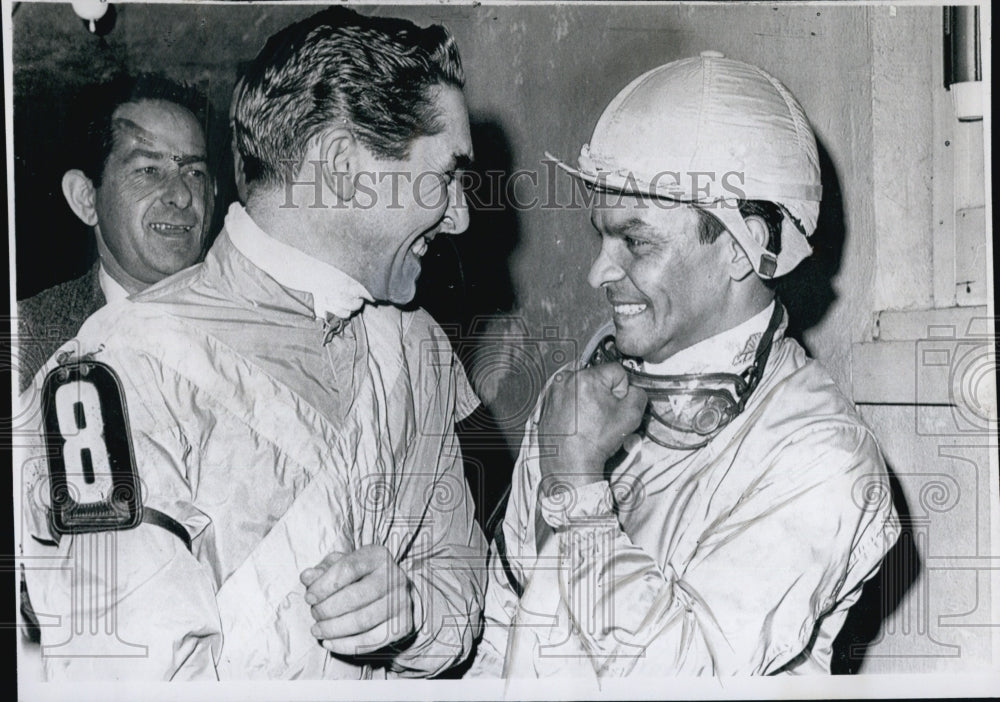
[19,7,484,680]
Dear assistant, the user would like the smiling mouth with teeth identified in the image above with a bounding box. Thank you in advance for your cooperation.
[410,236,431,258]
[149,223,194,234]
[613,303,648,316]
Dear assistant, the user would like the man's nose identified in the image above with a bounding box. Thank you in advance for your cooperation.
[587,239,625,289]
[439,178,470,235]
[162,172,193,209]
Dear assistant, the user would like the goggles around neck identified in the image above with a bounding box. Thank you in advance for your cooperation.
[587,304,784,450]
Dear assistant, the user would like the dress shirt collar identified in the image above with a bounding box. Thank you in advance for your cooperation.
[224,202,373,321]
[97,263,130,304]
[640,300,778,376]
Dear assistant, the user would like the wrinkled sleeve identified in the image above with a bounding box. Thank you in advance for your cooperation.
[16,346,223,681]
[387,332,487,677]
[452,352,481,423]
[466,536,519,677]
[22,526,222,680]
[536,424,899,676]
[466,421,538,678]
[478,411,899,677]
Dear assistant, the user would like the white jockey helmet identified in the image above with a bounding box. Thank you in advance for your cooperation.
[548,51,822,278]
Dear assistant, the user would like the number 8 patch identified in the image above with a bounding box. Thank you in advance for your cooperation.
[41,360,142,535]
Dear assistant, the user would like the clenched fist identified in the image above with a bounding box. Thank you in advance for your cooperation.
[300,545,416,658]
[536,362,647,494]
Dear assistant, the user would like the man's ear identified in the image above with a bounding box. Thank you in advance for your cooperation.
[727,214,769,281]
[317,126,357,203]
[61,170,99,227]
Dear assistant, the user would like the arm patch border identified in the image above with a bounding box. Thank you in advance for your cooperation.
[41,359,143,535]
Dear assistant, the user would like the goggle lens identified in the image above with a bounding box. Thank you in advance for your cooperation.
[586,304,784,451]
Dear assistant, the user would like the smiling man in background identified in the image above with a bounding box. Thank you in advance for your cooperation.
[19,7,484,680]
[17,73,214,392]
[473,53,900,678]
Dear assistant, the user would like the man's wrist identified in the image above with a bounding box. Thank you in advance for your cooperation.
[538,443,605,495]
[538,480,615,529]
[387,574,422,656]
[537,468,603,498]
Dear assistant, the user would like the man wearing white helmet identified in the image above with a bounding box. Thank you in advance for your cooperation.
[471,53,900,677]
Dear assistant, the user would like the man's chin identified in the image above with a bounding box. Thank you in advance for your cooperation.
[147,240,202,268]
[385,262,421,304]
[613,329,660,362]
[150,256,200,280]
[386,280,418,305]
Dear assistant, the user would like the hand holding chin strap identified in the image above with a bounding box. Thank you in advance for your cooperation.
[588,303,784,450]
[489,304,783,599]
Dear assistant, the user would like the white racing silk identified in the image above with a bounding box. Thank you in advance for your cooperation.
[471,306,900,678]
[18,206,485,680]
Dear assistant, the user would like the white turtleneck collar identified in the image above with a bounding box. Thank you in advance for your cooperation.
[641,300,777,376]
[225,202,373,320]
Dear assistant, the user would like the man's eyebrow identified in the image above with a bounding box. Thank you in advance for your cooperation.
[593,216,654,237]
[123,148,207,167]
[173,154,208,167]
[115,118,207,166]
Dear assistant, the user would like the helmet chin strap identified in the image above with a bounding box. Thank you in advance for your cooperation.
[589,302,785,450]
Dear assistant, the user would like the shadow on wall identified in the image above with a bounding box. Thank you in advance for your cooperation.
[776,138,844,350]
[832,465,920,673]
[413,117,519,332]
[413,117,521,529]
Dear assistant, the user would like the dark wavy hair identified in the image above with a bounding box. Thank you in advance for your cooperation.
[233,6,465,190]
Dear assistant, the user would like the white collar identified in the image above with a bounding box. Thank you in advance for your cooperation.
[97,263,130,304]
[225,202,373,320]
[641,300,776,376]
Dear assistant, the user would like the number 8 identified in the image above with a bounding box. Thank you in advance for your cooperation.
[54,381,111,490]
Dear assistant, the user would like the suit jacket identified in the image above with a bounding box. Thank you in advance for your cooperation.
[17,262,106,393]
